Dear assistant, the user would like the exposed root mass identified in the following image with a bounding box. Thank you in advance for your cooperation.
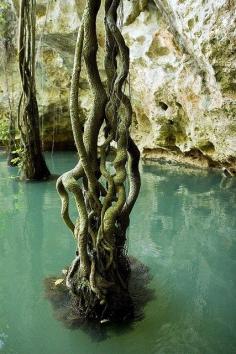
[45,257,154,328]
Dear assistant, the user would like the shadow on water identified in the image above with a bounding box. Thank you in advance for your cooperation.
[44,256,156,341]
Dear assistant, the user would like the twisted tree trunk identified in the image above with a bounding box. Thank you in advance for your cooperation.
[57,0,141,323]
[18,0,50,180]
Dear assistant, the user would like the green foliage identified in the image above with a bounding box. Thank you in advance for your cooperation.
[0,118,8,145]
[0,117,22,168]
[11,147,24,168]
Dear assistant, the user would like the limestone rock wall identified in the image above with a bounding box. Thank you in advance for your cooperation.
[0,0,235,168]
[123,0,236,167]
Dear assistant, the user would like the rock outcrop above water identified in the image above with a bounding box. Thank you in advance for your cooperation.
[0,0,235,168]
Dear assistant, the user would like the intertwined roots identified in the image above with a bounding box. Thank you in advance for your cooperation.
[45,257,154,327]
[56,0,141,322]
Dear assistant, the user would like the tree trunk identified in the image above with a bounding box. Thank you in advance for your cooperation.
[56,0,140,323]
[18,0,50,180]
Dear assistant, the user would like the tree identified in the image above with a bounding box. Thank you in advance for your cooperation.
[0,0,17,166]
[56,0,141,322]
[18,0,50,180]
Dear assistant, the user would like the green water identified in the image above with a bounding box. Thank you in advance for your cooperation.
[0,152,236,354]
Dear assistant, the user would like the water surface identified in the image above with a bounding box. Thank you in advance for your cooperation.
[0,152,236,354]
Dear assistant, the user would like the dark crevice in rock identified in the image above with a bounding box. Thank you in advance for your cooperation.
[142,146,236,171]
[159,101,168,111]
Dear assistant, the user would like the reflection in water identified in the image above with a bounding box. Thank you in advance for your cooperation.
[129,162,236,354]
[0,163,51,350]
[0,154,236,354]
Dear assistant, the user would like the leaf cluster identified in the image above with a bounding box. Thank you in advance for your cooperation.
[0,118,8,144]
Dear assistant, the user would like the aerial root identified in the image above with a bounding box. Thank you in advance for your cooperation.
[54,0,141,323]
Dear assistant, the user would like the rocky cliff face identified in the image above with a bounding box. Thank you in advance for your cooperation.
[0,0,235,168]
[123,0,236,168]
